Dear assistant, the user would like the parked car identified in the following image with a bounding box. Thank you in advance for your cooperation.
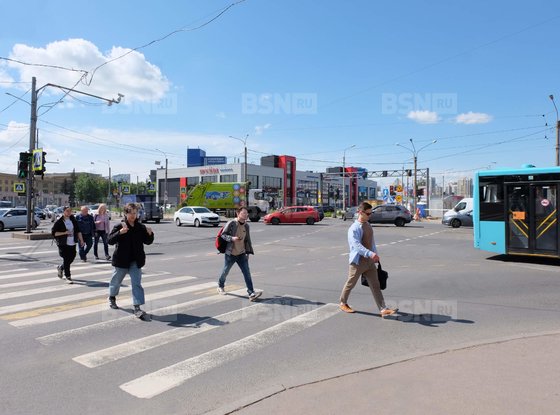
[0,207,40,231]
[368,204,412,227]
[34,207,47,220]
[263,206,320,225]
[174,206,220,227]
[442,209,473,228]
[342,206,358,221]
[50,206,65,222]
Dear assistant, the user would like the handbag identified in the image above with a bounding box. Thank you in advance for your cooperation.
[361,262,389,290]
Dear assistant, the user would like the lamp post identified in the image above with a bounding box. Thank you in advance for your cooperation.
[229,134,249,183]
[396,139,437,218]
[342,144,356,213]
[550,95,560,166]
[155,148,168,209]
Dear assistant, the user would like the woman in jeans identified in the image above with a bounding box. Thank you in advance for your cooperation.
[93,203,111,260]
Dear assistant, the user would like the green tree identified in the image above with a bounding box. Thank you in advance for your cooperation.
[75,174,105,204]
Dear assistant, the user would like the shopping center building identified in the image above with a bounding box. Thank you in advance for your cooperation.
[154,149,378,209]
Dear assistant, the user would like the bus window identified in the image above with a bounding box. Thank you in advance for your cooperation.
[479,179,504,221]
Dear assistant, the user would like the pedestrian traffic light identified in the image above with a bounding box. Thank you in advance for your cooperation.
[32,149,46,178]
[18,152,30,178]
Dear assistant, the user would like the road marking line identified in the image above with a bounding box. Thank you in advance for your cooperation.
[12,280,214,327]
[0,268,29,274]
[0,263,112,281]
[0,271,112,294]
[37,288,247,344]
[119,303,340,399]
[0,274,184,317]
[74,297,294,368]
[0,245,33,251]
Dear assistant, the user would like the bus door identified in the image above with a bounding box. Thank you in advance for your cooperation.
[506,183,558,256]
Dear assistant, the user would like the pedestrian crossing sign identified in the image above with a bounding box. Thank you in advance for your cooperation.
[14,183,25,193]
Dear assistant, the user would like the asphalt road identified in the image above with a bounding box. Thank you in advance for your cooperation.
[1,218,559,415]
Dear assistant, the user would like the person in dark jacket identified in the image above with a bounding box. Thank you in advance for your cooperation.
[51,206,84,284]
[107,202,154,319]
[76,205,95,262]
[216,206,262,301]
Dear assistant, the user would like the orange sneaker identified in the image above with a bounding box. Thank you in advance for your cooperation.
[380,308,397,318]
[340,303,355,313]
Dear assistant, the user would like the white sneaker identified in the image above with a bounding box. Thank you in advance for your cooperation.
[249,291,262,301]
[217,286,226,295]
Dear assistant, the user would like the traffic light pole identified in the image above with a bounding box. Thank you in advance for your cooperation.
[25,77,37,233]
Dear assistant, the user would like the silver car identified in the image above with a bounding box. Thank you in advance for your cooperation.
[368,205,412,227]
[0,208,40,231]
[442,209,473,228]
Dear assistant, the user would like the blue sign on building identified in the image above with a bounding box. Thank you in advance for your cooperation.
[204,156,227,165]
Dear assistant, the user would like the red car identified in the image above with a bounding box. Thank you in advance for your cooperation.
[263,206,320,225]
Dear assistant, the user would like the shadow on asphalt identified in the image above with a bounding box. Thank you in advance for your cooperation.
[486,254,560,267]
[355,310,475,327]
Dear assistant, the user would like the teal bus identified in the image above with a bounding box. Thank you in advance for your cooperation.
[474,165,559,258]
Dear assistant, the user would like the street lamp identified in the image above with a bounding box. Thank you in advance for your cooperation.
[229,134,249,183]
[342,144,356,213]
[396,139,437,218]
[549,95,559,166]
[91,160,111,205]
[155,148,168,208]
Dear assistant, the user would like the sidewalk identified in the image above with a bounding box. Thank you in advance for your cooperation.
[230,332,560,414]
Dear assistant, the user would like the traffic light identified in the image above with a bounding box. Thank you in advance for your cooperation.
[406,169,412,176]
[18,152,30,178]
[382,171,388,177]
[361,171,368,179]
[32,150,47,178]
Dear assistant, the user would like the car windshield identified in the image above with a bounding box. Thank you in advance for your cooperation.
[193,207,212,213]
[0,208,8,216]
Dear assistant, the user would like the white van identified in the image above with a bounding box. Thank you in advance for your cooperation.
[441,198,473,228]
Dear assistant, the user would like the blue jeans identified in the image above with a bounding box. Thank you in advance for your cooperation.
[79,233,93,260]
[218,254,254,295]
[93,230,109,257]
[108,262,145,306]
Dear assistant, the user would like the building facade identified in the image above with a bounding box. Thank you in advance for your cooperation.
[155,154,378,209]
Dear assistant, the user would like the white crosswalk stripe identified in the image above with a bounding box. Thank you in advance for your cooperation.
[119,304,340,398]
[5,252,340,401]
[0,273,185,315]
[73,296,305,368]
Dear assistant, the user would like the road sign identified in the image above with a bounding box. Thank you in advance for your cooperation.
[382,188,389,196]
[396,195,402,203]
[14,183,25,193]
[122,185,130,194]
[397,185,402,193]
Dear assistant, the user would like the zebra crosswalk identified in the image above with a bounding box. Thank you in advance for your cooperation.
[0,243,340,401]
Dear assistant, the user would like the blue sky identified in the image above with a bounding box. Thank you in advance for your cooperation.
[1,0,559,186]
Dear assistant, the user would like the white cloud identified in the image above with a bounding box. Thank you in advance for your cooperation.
[215,112,226,119]
[455,111,492,124]
[407,110,439,124]
[254,123,271,135]
[7,38,170,103]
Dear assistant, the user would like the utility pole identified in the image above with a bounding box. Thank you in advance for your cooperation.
[342,145,356,213]
[156,149,168,209]
[23,77,122,232]
[25,77,37,233]
[396,139,437,219]
[550,95,559,166]
[229,135,249,183]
